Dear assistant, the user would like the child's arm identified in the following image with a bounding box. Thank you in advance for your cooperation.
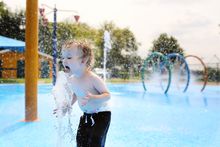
[85,91,110,99]
[85,74,110,100]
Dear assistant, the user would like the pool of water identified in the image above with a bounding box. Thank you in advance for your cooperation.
[0,83,220,147]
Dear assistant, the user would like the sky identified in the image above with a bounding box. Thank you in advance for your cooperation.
[2,0,220,62]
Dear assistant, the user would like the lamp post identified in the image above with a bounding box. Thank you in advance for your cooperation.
[40,4,79,85]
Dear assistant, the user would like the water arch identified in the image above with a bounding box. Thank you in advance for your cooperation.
[141,52,171,94]
[166,53,190,92]
[185,55,208,92]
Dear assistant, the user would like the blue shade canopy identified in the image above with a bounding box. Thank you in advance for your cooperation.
[0,35,25,52]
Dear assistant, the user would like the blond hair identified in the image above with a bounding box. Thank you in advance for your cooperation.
[62,39,94,69]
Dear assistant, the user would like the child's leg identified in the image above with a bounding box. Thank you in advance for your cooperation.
[76,111,111,147]
[89,111,111,147]
[76,116,90,147]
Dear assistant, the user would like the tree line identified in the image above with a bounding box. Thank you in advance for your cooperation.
[1,2,218,82]
[0,2,142,78]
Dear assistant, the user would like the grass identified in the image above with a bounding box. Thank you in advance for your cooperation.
[0,77,141,84]
[0,77,219,85]
[107,77,141,83]
[0,78,52,84]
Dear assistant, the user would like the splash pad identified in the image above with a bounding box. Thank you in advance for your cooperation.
[141,52,208,93]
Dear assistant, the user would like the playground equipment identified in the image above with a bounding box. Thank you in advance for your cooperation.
[185,55,208,92]
[141,52,207,93]
[25,0,39,121]
[166,53,190,92]
[141,52,171,94]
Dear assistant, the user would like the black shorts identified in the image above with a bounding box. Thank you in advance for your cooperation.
[76,111,111,147]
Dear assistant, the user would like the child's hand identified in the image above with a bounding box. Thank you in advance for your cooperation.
[85,91,94,99]
[53,104,71,117]
[53,108,58,116]
[53,107,68,117]
[53,108,61,117]
[80,91,93,106]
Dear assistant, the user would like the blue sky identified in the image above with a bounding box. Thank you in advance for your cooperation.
[3,0,220,61]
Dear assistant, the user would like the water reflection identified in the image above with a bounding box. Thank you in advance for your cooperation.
[109,82,219,109]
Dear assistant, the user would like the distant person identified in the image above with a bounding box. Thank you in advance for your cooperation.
[54,40,111,147]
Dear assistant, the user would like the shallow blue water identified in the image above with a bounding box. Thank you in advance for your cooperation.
[0,83,220,147]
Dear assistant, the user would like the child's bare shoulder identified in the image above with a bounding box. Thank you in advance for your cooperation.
[87,71,106,88]
[89,71,108,92]
[89,71,103,83]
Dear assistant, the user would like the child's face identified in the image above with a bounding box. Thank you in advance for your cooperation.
[61,47,85,76]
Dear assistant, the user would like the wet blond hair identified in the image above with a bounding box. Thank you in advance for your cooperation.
[62,39,94,69]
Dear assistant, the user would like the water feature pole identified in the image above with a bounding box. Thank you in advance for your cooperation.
[103,48,107,81]
[25,0,38,121]
[40,4,79,85]
[52,6,57,86]
[103,30,111,81]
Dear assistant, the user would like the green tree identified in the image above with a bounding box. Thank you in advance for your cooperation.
[1,3,142,79]
[0,2,25,41]
[39,22,98,57]
[151,33,184,56]
[207,67,220,82]
[39,21,52,54]
[57,22,97,58]
[94,22,141,78]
